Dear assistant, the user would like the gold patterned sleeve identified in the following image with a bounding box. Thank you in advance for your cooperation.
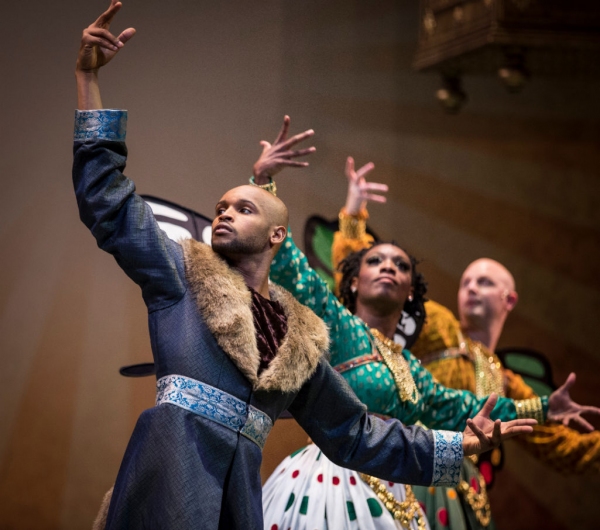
[505,369,600,474]
[332,208,375,295]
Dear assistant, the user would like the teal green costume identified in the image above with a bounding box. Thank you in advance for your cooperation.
[270,233,549,428]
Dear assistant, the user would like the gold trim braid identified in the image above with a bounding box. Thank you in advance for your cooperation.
[515,397,544,424]
[371,329,420,405]
[360,474,427,530]
[338,207,368,239]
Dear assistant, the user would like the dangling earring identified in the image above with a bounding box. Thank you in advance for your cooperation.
[407,295,413,302]
[351,286,357,293]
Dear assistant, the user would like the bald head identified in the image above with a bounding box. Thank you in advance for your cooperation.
[462,258,515,292]
[458,257,518,342]
[228,185,289,227]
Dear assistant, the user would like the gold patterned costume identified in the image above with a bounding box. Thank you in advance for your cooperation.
[332,208,600,529]
[333,208,600,476]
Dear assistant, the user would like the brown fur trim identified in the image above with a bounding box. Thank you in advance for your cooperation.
[91,486,113,530]
[181,240,328,392]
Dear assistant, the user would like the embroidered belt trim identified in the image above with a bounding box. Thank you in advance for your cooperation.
[156,374,273,449]
[333,353,383,373]
[420,347,469,366]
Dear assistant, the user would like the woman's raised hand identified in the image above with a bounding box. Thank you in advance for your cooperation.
[343,156,388,215]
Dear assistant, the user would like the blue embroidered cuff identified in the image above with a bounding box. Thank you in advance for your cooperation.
[431,430,463,486]
[74,109,127,141]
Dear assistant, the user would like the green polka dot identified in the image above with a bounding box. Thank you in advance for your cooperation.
[346,501,357,521]
[299,496,309,515]
[367,498,383,517]
[285,493,295,511]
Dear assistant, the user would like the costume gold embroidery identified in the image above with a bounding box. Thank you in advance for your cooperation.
[515,396,544,424]
[456,472,492,527]
[338,208,368,239]
[468,340,505,398]
[360,474,427,530]
[371,329,419,405]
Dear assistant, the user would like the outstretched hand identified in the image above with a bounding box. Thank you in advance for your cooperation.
[343,156,388,215]
[76,0,136,73]
[252,116,316,184]
[462,393,537,456]
[548,373,600,431]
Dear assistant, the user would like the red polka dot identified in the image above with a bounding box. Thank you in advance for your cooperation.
[470,477,480,493]
[332,476,340,486]
[271,525,278,530]
[317,474,323,483]
[349,476,357,485]
[292,470,300,479]
[388,482,395,487]
[419,501,426,514]
[437,507,449,527]
[479,461,493,484]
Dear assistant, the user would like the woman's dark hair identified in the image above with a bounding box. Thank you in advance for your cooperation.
[338,241,427,316]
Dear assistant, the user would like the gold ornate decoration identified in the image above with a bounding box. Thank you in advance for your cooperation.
[466,340,505,398]
[371,329,420,405]
[457,472,492,527]
[249,176,277,196]
[338,208,368,239]
[360,474,427,530]
[515,396,544,424]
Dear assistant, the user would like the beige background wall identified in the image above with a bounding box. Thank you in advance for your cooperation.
[0,1,599,528]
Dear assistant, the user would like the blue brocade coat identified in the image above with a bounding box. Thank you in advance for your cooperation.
[73,110,463,530]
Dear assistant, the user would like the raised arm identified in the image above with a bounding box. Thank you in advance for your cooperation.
[289,360,535,487]
[73,1,185,310]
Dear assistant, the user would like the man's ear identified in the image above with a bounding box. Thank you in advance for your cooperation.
[505,290,518,312]
[270,225,287,246]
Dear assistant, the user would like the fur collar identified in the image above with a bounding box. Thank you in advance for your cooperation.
[181,239,328,393]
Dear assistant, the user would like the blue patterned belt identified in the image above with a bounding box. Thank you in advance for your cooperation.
[156,374,273,449]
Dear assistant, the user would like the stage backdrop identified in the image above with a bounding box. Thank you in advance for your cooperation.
[0,1,598,529]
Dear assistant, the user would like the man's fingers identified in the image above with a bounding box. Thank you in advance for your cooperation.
[86,27,122,46]
[572,416,595,432]
[118,27,136,44]
[276,147,316,159]
[82,37,118,52]
[581,405,600,417]
[280,129,315,150]
[273,116,291,145]
[491,420,502,446]
[476,393,498,419]
[466,419,490,447]
[559,372,576,392]
[500,419,536,437]
[271,159,309,168]
[95,0,123,28]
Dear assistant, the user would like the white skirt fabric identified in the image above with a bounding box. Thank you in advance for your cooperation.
[263,444,429,530]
